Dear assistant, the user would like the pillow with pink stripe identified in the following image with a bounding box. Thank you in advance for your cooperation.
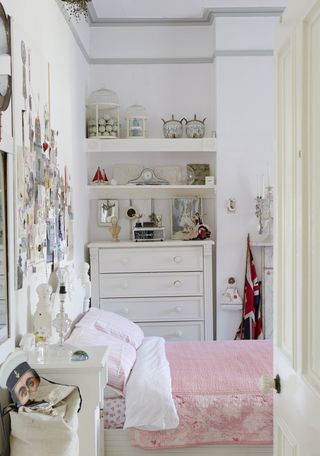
[66,326,136,391]
[76,308,144,350]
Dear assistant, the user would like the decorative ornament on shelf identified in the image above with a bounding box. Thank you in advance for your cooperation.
[92,166,108,184]
[125,104,147,138]
[221,277,243,305]
[86,88,120,139]
[162,115,184,138]
[128,167,169,185]
[108,216,121,242]
[184,212,211,241]
[184,115,206,138]
[61,0,92,20]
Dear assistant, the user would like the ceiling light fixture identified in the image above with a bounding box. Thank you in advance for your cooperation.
[61,0,92,20]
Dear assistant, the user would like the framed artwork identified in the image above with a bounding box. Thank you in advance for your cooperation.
[187,163,210,185]
[97,199,118,226]
[171,197,201,240]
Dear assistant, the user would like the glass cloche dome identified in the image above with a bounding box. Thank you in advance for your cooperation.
[125,104,147,138]
[86,88,120,139]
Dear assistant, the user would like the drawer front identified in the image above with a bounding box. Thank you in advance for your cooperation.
[99,272,203,298]
[98,247,203,273]
[99,297,204,321]
[139,321,205,341]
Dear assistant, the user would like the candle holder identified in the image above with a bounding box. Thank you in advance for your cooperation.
[47,267,73,360]
[255,186,273,242]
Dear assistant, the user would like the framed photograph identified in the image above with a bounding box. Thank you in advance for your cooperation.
[97,199,118,226]
[187,163,210,185]
[171,197,201,240]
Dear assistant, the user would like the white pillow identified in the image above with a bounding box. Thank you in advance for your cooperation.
[66,326,136,391]
[76,308,144,350]
[104,385,124,399]
[124,337,179,431]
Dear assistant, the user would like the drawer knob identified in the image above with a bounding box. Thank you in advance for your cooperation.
[175,306,182,313]
[121,306,129,314]
[174,330,183,338]
[173,280,182,288]
[173,256,182,264]
[122,281,129,289]
[121,258,129,265]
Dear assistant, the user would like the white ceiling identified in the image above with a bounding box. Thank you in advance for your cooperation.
[89,0,288,22]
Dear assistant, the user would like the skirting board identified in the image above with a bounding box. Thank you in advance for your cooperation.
[104,429,273,456]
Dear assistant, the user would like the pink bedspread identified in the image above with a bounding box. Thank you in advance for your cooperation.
[130,340,273,449]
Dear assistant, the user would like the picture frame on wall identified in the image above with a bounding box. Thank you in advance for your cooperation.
[97,199,118,226]
[171,197,201,240]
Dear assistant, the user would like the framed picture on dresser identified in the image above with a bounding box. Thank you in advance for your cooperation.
[171,197,201,240]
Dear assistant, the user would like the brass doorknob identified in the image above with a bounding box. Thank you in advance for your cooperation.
[259,374,281,394]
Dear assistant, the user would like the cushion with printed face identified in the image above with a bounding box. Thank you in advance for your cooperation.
[66,326,136,391]
[76,308,144,350]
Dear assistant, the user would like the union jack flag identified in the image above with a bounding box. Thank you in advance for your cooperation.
[235,236,263,340]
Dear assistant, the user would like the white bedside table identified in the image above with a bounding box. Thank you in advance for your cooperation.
[30,346,108,456]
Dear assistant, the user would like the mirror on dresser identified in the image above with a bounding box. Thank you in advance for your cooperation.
[0,152,8,344]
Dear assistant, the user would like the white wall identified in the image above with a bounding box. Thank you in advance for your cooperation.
[2,0,89,339]
[215,16,277,339]
[89,63,215,138]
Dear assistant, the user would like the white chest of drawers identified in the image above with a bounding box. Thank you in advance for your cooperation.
[88,240,215,341]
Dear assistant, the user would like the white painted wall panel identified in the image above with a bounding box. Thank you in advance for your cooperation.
[89,63,215,138]
[215,16,280,51]
[215,55,274,339]
[90,26,214,60]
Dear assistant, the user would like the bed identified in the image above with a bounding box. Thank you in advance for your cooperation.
[66,306,273,456]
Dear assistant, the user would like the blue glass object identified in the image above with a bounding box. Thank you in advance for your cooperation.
[71,350,89,361]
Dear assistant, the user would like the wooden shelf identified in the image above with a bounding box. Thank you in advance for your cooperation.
[86,137,217,153]
[87,184,216,199]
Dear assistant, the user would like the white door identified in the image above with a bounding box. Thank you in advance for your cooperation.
[275,0,320,454]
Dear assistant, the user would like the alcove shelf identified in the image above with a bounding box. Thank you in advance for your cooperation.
[86,137,217,199]
[87,183,216,200]
[86,137,217,153]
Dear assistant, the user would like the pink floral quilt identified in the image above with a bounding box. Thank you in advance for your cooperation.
[129,340,273,449]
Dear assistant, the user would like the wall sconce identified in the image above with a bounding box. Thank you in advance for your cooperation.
[255,185,273,242]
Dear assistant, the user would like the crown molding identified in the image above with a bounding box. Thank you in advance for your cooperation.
[88,6,285,27]
[215,49,274,57]
[57,0,281,64]
[88,50,274,65]
[89,56,215,65]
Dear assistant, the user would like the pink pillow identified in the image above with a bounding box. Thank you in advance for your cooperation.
[66,326,136,391]
[76,308,144,350]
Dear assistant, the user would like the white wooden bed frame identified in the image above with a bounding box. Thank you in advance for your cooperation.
[104,430,272,456]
